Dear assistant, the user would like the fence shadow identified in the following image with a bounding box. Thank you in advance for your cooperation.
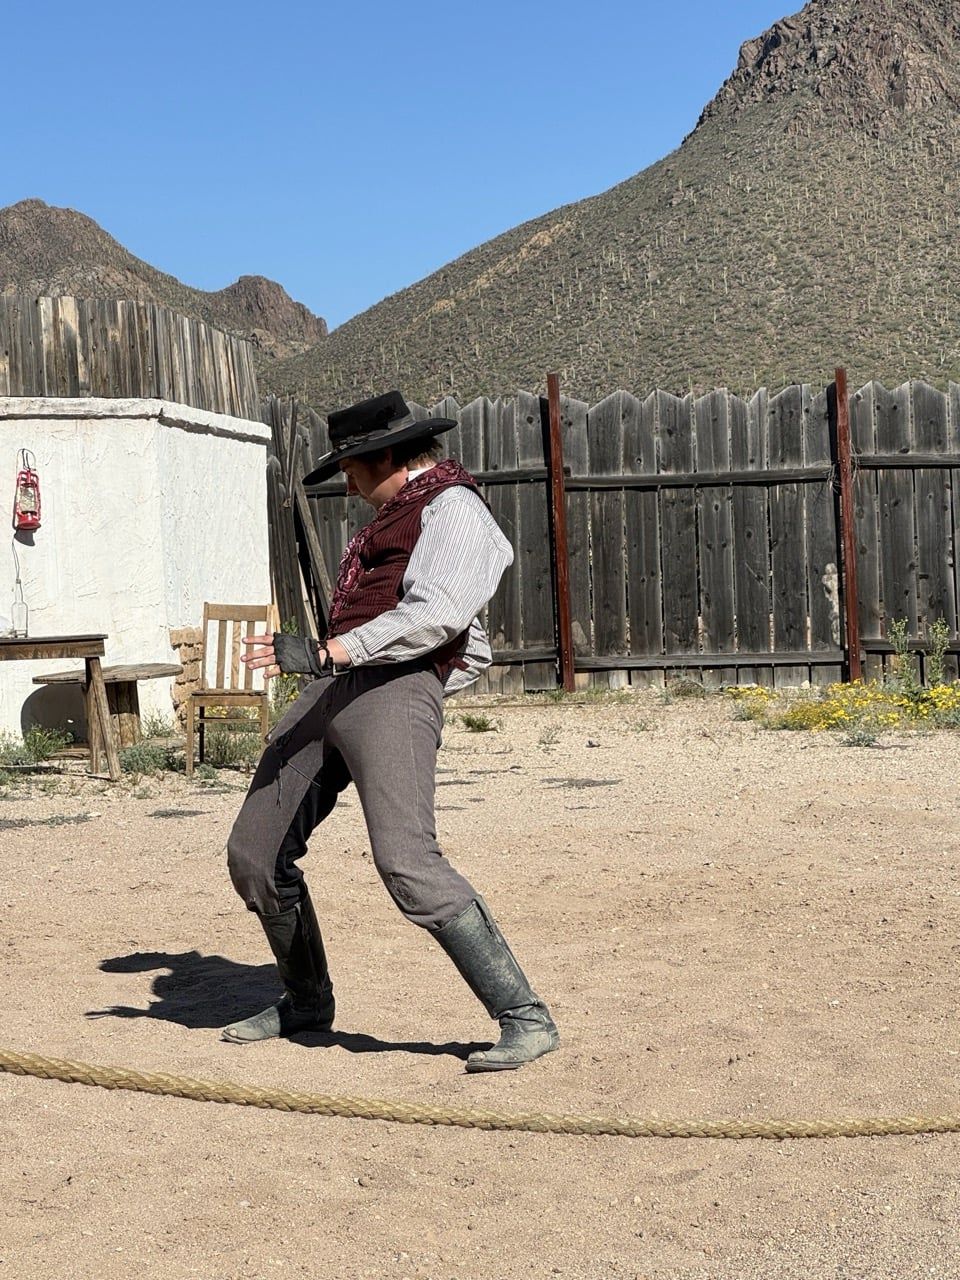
[87,949,485,1059]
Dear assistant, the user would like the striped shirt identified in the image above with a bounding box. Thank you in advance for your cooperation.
[334,477,513,695]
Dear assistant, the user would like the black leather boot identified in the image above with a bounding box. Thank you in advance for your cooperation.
[434,898,559,1072]
[221,892,335,1043]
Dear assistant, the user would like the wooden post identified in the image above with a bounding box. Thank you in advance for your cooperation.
[546,373,576,692]
[834,367,863,682]
[85,655,121,781]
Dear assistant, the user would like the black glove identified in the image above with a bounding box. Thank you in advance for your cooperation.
[272,632,326,677]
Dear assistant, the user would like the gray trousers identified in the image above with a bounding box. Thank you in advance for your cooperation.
[226,666,478,930]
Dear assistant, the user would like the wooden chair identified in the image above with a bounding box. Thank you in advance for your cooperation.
[185,602,278,776]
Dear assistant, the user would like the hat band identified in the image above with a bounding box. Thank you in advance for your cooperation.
[331,414,416,450]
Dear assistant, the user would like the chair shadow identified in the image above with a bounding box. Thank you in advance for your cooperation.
[86,950,487,1060]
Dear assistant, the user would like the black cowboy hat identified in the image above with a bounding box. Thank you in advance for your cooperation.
[302,390,458,485]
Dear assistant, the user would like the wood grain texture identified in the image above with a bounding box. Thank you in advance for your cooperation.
[623,391,662,687]
[876,381,918,636]
[586,393,629,688]
[291,382,960,695]
[695,390,735,689]
[851,383,884,681]
[767,386,808,687]
[515,391,554,691]
[561,395,592,689]
[658,392,699,660]
[0,294,259,418]
[803,384,842,684]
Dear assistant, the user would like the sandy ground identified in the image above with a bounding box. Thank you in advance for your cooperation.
[1,691,959,1280]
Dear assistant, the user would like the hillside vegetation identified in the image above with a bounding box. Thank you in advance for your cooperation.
[264,0,960,410]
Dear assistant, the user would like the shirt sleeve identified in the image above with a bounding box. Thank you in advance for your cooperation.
[334,487,513,667]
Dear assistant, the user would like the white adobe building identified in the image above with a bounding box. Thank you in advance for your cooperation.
[1,396,271,738]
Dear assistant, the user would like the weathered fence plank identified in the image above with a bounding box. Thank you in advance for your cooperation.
[561,395,593,687]
[875,382,917,654]
[951,382,960,681]
[457,397,487,475]
[731,389,771,685]
[303,407,346,627]
[658,392,699,660]
[485,398,523,693]
[851,383,883,680]
[514,391,555,691]
[694,389,735,689]
[0,294,260,418]
[623,390,662,687]
[586,392,629,688]
[767,386,808,687]
[456,398,493,690]
[911,381,957,678]
[803,384,842,684]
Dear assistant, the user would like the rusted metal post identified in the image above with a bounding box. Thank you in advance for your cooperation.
[834,367,863,682]
[546,372,576,691]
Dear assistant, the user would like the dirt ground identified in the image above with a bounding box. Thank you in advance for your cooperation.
[2,691,959,1280]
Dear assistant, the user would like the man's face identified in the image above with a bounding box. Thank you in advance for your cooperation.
[339,452,396,501]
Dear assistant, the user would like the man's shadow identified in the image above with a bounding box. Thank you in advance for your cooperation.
[87,950,488,1060]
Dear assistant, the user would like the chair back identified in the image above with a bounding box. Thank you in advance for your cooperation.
[200,602,278,692]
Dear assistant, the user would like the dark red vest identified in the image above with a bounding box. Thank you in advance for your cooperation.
[326,468,481,682]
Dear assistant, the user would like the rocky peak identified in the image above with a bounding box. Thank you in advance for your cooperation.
[0,199,327,359]
[698,0,960,132]
[213,275,327,348]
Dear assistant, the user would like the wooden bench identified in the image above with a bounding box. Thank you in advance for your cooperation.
[33,662,183,746]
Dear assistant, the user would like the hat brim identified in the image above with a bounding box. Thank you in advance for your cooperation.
[303,418,459,486]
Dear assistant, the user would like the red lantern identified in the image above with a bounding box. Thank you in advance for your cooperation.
[13,449,41,532]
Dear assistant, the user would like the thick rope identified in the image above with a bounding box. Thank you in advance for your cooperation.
[1,1048,958,1139]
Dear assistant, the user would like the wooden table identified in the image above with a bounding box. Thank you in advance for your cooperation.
[32,662,183,747]
[0,634,121,780]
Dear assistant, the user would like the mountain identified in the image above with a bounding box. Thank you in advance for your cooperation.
[0,199,327,360]
[264,0,960,411]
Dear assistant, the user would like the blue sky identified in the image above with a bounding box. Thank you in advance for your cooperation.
[5,1,791,330]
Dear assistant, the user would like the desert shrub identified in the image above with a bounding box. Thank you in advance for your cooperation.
[120,742,183,774]
[24,727,71,760]
[460,712,499,733]
[0,727,71,767]
[142,710,175,739]
[843,727,880,748]
[203,728,262,767]
[727,686,775,721]
[768,698,832,731]
[924,618,951,689]
[726,677,960,736]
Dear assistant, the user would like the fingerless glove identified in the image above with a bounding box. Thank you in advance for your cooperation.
[272,633,326,677]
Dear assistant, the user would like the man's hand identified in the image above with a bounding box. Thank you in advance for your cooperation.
[241,633,352,680]
[240,633,283,681]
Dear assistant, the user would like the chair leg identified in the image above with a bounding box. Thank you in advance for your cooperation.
[260,694,270,744]
[185,698,195,777]
[199,707,205,763]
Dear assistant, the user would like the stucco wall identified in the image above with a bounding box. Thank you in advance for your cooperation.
[0,398,271,739]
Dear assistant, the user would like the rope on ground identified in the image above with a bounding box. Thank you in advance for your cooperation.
[2,1048,959,1140]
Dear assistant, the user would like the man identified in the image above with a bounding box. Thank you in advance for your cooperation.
[223,390,558,1073]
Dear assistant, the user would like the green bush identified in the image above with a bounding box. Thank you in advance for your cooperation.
[120,742,183,774]
[142,711,175,739]
[460,712,499,733]
[0,727,71,767]
[203,728,262,768]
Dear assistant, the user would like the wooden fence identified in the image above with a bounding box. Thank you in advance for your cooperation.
[0,294,261,420]
[267,377,960,693]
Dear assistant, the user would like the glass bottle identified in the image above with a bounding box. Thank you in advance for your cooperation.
[11,586,27,638]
